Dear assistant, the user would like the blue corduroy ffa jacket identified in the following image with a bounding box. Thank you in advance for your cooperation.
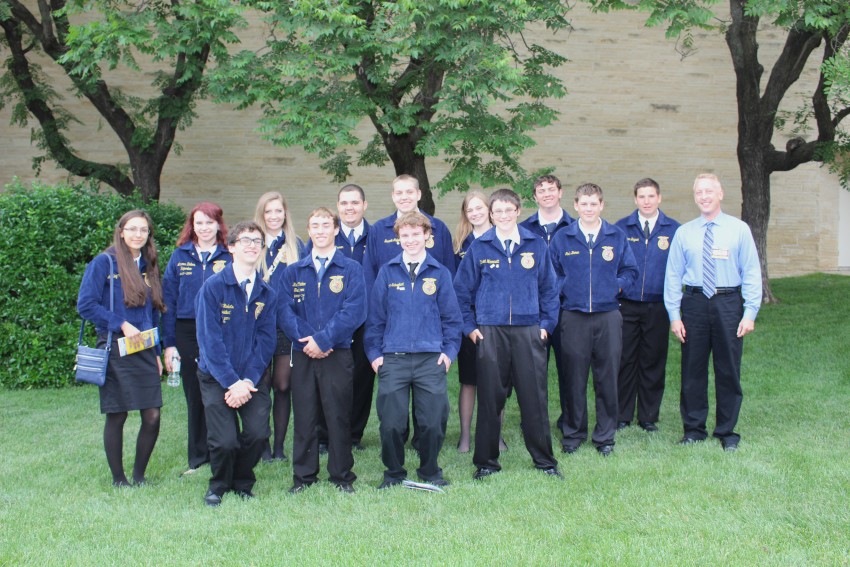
[453,226,559,335]
[519,208,575,246]
[277,252,367,353]
[363,212,455,286]
[161,243,231,347]
[615,210,680,303]
[77,250,160,344]
[196,266,277,388]
[364,253,463,362]
[549,219,639,313]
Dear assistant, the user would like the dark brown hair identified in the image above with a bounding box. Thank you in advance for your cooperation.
[111,210,165,311]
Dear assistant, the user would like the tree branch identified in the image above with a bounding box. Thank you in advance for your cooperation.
[0,18,135,194]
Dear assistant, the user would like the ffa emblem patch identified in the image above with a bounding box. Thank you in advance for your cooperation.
[329,276,344,293]
[657,236,670,251]
[213,260,226,273]
[422,278,437,296]
[255,301,265,319]
[426,235,435,249]
[520,253,535,269]
[602,246,614,262]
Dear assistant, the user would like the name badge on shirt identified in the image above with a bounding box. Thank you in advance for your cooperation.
[712,248,729,260]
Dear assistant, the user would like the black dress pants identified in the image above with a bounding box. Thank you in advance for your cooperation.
[473,325,556,471]
[376,352,449,482]
[559,310,622,449]
[175,319,209,469]
[617,300,669,424]
[291,349,356,487]
[198,369,270,496]
[680,289,744,443]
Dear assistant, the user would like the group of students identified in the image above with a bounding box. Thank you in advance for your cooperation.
[77,171,762,504]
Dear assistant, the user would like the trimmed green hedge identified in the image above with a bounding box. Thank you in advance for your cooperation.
[0,180,186,388]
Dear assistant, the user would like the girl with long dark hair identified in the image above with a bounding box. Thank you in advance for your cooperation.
[77,210,166,486]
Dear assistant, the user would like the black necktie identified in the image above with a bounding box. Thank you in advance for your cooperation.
[407,262,419,282]
[587,234,595,248]
[644,220,651,241]
[240,279,250,300]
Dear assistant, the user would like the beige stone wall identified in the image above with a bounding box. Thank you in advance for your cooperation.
[1,5,846,276]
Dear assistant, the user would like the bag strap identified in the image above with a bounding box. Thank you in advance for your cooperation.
[79,253,115,351]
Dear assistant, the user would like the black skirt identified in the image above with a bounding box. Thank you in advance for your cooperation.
[98,334,163,414]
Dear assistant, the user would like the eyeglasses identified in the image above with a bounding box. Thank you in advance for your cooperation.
[491,208,517,217]
[236,237,264,247]
[123,227,150,235]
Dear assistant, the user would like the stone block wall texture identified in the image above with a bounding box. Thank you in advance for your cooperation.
[1,5,846,276]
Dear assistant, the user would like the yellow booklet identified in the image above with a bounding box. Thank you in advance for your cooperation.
[117,328,160,357]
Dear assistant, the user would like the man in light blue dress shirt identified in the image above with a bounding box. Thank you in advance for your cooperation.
[664,174,762,451]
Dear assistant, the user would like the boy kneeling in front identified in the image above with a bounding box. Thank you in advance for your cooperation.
[365,211,462,489]
[196,221,277,506]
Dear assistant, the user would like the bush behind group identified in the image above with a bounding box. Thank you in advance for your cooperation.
[0,179,186,388]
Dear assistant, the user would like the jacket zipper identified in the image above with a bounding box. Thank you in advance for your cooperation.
[640,230,649,301]
[588,240,593,313]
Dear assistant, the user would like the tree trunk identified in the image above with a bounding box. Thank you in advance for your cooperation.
[738,153,776,303]
[727,0,777,303]
[129,154,165,203]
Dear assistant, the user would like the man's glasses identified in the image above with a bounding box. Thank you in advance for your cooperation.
[491,208,517,217]
[236,237,264,247]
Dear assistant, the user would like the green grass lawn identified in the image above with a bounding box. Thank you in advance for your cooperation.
[1,274,848,565]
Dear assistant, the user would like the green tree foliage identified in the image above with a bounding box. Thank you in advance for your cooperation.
[0,0,245,201]
[211,0,570,213]
[586,0,850,302]
[0,180,185,388]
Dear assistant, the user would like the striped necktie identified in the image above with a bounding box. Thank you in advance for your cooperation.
[702,221,716,298]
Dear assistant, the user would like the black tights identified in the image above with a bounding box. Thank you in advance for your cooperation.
[104,408,161,485]
[267,355,292,457]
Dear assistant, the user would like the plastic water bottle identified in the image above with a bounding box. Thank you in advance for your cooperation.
[167,355,181,388]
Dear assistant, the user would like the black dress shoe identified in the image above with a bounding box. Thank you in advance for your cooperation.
[597,445,614,456]
[638,422,658,432]
[616,421,630,431]
[561,444,579,454]
[352,442,365,451]
[288,484,310,495]
[337,483,355,494]
[721,439,739,452]
[112,479,132,488]
[473,467,499,480]
[424,478,451,487]
[233,489,255,499]
[542,467,563,479]
[377,478,404,490]
[678,436,703,445]
[204,489,222,507]
[271,453,288,462]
